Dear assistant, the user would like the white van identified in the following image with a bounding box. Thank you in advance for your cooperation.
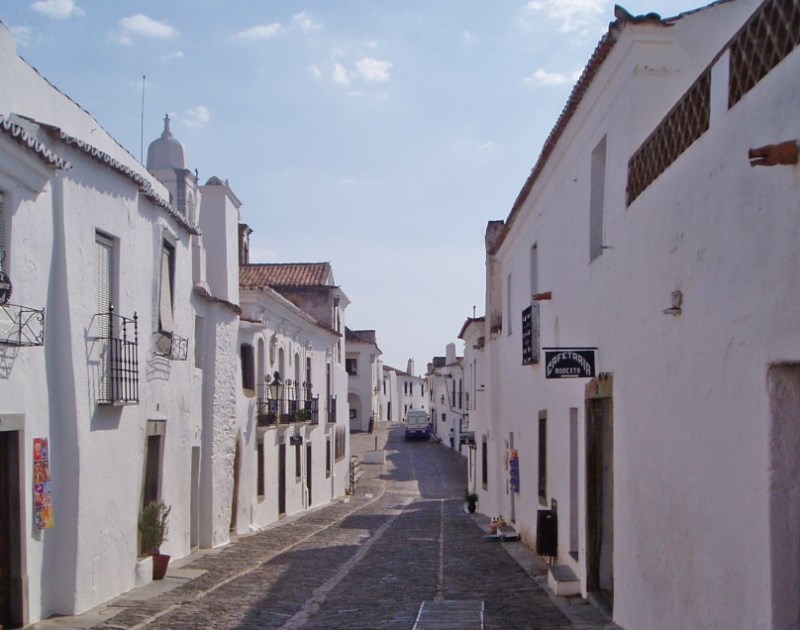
[405,410,430,440]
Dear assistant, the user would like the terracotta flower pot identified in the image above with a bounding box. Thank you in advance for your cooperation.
[152,553,170,580]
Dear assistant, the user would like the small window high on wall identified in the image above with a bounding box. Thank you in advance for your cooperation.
[590,136,607,261]
[240,343,255,392]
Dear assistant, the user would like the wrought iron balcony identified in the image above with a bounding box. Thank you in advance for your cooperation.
[0,302,45,347]
[95,306,139,405]
[153,330,188,360]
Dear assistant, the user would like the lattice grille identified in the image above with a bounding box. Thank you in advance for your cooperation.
[627,71,710,205]
[729,0,800,107]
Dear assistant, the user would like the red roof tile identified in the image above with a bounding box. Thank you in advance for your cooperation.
[240,263,332,289]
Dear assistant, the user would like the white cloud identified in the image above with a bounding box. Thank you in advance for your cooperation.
[182,106,210,127]
[162,50,184,61]
[523,68,581,85]
[463,30,475,45]
[293,11,321,33]
[355,57,391,83]
[331,63,352,86]
[116,14,177,44]
[309,65,322,79]
[523,0,604,33]
[10,26,31,45]
[31,0,82,19]
[236,23,281,41]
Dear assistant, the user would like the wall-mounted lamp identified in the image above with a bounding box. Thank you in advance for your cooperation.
[663,290,683,316]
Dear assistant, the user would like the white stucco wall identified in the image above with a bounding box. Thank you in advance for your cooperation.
[482,1,797,627]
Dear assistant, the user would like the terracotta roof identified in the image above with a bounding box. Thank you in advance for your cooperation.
[240,263,332,289]
[458,316,485,340]
[345,327,378,346]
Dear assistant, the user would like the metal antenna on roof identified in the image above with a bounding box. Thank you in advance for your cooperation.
[140,75,146,163]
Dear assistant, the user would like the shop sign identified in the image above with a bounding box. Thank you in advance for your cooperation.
[544,348,596,379]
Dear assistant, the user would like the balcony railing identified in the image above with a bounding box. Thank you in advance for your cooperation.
[96,306,139,405]
[0,302,45,347]
[256,395,319,427]
[153,330,188,361]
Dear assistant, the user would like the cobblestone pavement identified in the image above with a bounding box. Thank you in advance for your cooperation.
[32,423,617,629]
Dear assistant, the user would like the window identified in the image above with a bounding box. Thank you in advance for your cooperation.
[240,343,255,392]
[96,232,115,401]
[590,136,607,261]
[538,411,547,505]
[326,437,332,478]
[256,438,265,499]
[482,435,488,490]
[334,426,346,461]
[295,442,302,480]
[345,358,357,375]
[421,384,425,397]
[194,315,204,369]
[158,242,175,334]
[506,273,513,335]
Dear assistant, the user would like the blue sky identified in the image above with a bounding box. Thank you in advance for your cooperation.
[2,0,704,372]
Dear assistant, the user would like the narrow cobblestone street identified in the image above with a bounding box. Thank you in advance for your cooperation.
[33,423,615,629]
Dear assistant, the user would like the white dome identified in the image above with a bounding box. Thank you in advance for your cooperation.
[146,114,187,170]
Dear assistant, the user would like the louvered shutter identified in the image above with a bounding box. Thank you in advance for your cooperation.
[96,234,113,400]
[0,192,5,272]
[158,246,174,333]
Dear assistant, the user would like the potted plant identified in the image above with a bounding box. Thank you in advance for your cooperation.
[465,490,478,513]
[139,500,171,580]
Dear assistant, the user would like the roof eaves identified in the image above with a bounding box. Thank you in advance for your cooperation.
[492,10,672,254]
[0,116,71,170]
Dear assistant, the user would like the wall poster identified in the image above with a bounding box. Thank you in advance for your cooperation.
[33,437,54,529]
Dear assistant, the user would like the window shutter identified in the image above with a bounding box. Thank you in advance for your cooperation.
[159,246,174,333]
[0,192,5,272]
[96,235,113,320]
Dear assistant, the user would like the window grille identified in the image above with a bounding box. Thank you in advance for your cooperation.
[627,70,710,205]
[96,305,139,404]
[729,0,800,108]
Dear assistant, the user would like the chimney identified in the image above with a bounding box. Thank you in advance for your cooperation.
[407,358,415,376]
[446,343,456,365]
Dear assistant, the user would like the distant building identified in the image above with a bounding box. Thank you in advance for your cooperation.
[382,359,426,422]
[238,260,351,522]
[344,328,381,432]
[427,344,464,445]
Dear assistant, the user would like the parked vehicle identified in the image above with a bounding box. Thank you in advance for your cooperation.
[404,410,430,440]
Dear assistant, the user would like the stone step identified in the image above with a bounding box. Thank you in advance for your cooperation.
[548,565,580,597]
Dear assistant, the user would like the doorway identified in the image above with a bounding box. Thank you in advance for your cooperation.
[278,443,286,516]
[586,384,614,614]
[229,438,240,534]
[0,430,23,629]
[767,365,800,628]
[190,447,200,549]
[306,443,312,507]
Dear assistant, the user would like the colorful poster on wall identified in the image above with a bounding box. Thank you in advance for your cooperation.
[33,437,54,529]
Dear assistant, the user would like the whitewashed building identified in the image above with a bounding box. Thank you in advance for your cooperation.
[478,0,800,628]
[345,328,382,432]
[382,359,427,423]
[237,261,351,524]
[457,317,486,498]
[427,344,465,446]
[0,19,356,627]
[0,20,243,625]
